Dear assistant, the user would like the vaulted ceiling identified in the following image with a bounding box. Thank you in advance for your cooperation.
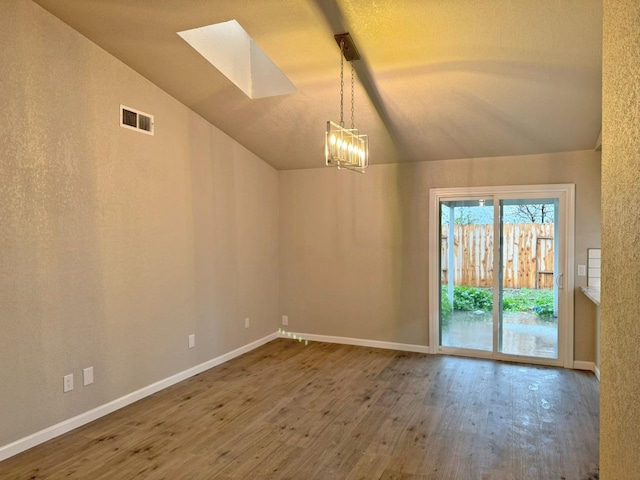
[33,0,603,170]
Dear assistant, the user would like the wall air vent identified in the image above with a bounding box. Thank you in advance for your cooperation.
[120,105,154,135]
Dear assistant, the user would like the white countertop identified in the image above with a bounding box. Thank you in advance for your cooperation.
[581,286,600,306]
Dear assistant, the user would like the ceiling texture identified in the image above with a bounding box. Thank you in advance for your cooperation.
[33,0,603,170]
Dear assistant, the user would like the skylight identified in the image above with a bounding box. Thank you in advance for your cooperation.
[178,20,296,99]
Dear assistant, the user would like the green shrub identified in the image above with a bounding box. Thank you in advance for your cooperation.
[441,286,555,319]
[501,288,536,312]
[440,286,452,329]
[502,297,518,311]
[440,286,452,319]
[533,290,556,320]
[453,286,493,312]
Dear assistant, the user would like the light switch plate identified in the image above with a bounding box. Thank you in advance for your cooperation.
[578,264,586,276]
[83,367,94,386]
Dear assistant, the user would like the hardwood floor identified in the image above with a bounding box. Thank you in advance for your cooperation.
[0,339,599,480]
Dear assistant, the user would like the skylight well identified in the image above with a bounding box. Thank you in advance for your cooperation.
[178,20,296,99]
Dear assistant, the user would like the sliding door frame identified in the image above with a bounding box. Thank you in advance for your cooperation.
[428,184,575,368]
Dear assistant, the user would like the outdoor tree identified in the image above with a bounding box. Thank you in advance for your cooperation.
[510,204,554,223]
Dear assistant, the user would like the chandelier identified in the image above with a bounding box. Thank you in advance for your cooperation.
[325,33,368,173]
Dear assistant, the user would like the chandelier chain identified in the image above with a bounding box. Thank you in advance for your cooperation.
[339,39,344,126]
[351,63,355,129]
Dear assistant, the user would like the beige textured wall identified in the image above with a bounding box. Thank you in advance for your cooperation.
[0,1,278,447]
[279,151,601,356]
[601,1,640,477]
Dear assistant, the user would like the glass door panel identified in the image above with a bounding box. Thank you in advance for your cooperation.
[440,199,494,352]
[498,199,559,359]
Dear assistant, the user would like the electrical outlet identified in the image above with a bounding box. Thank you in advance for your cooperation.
[578,264,586,276]
[188,334,195,349]
[83,367,94,386]
[282,315,288,326]
[63,374,74,393]
[245,317,250,328]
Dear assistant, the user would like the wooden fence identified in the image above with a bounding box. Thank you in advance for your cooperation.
[441,223,554,289]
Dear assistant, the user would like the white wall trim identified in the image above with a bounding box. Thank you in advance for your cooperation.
[1,330,593,462]
[278,331,430,354]
[428,188,441,354]
[573,360,599,379]
[0,332,277,462]
[564,184,576,369]
[280,331,599,376]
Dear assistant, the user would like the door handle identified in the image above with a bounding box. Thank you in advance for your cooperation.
[555,272,564,289]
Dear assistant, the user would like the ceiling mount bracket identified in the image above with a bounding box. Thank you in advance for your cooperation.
[334,33,360,62]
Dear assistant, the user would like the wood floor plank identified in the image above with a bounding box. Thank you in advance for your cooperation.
[0,339,599,480]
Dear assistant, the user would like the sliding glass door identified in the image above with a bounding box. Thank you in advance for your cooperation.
[430,185,574,367]
[440,199,495,352]
[498,198,559,359]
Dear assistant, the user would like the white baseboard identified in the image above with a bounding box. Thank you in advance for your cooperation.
[282,332,598,378]
[2,331,594,462]
[573,360,598,378]
[277,330,430,354]
[0,332,277,462]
